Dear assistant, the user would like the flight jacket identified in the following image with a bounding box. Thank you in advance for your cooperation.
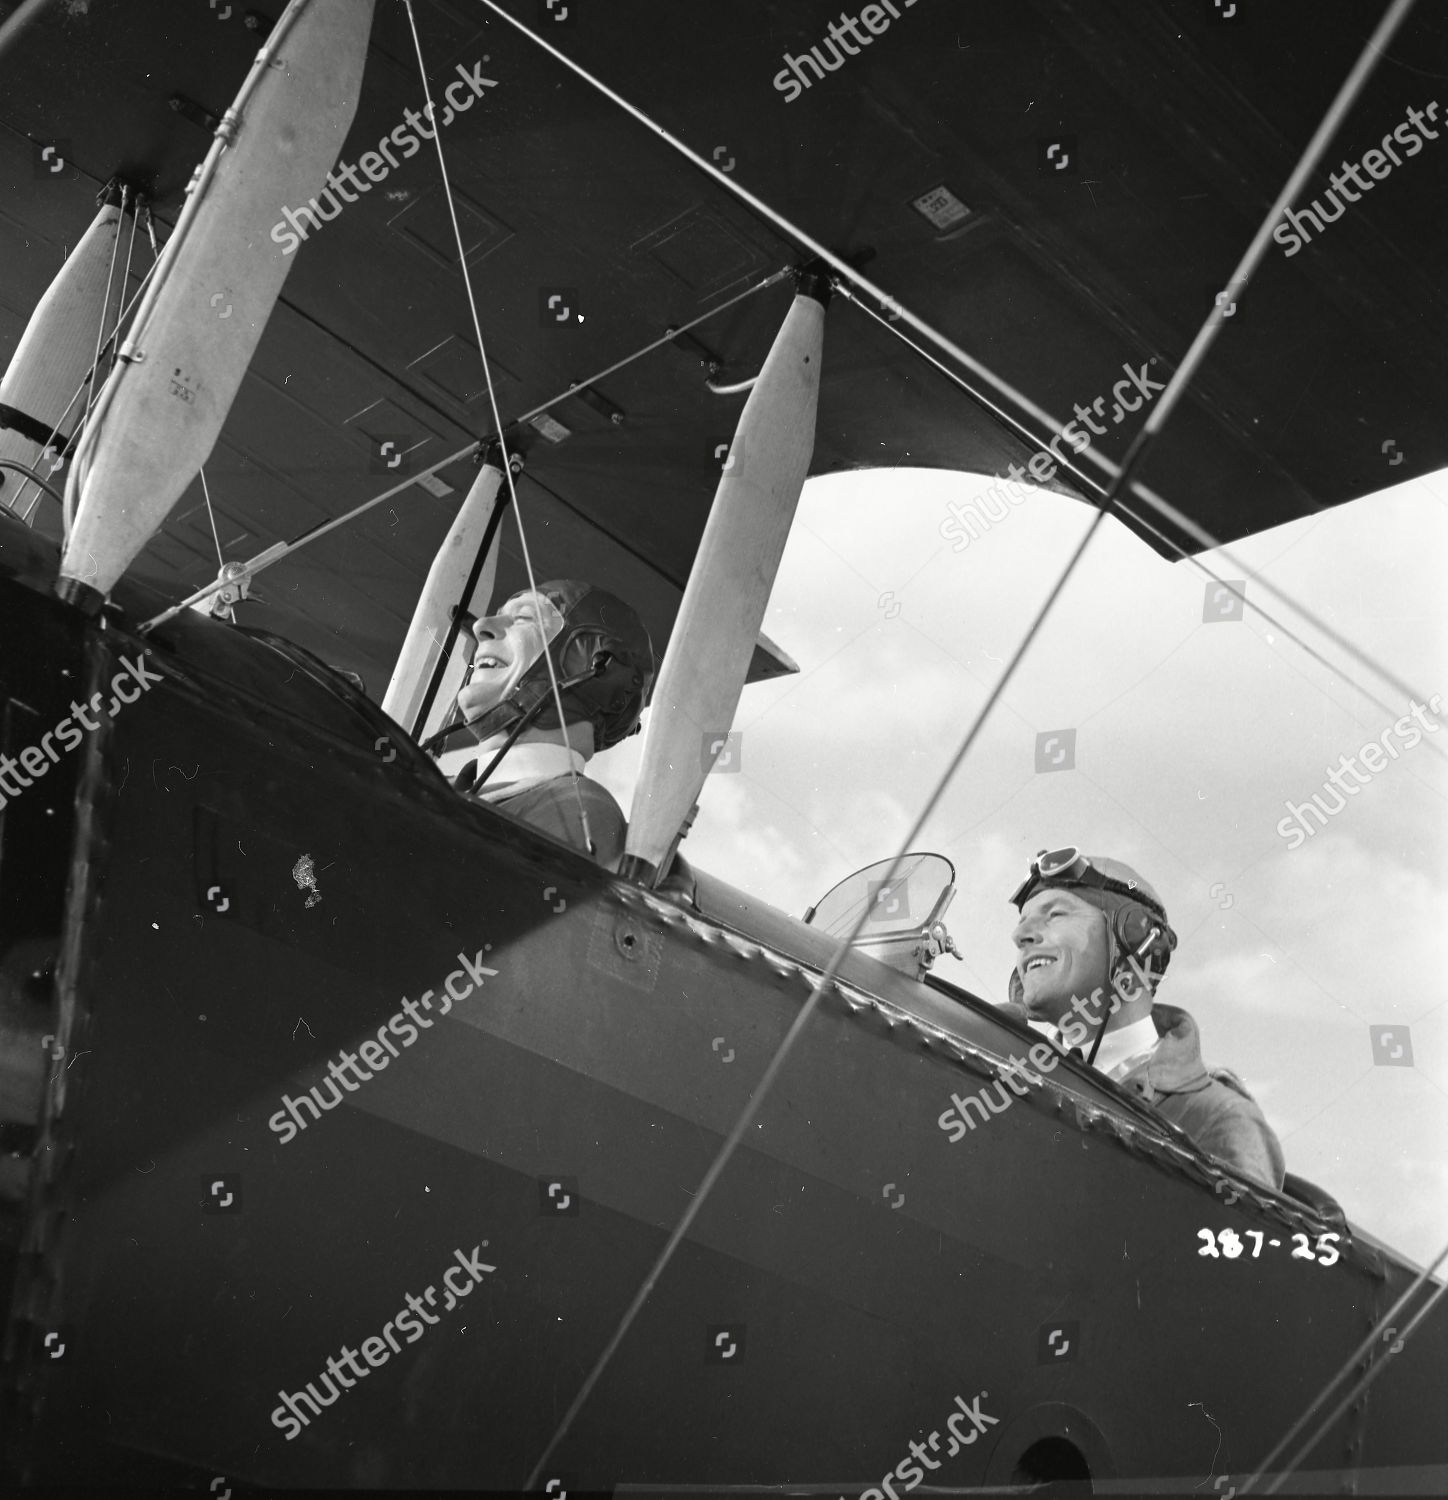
[1112,1002,1286,1192]
[484,773,628,870]
[999,997,1286,1191]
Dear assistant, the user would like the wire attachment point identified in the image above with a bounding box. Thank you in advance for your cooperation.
[191,560,255,621]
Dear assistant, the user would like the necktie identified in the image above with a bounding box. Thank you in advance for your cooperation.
[454,759,479,793]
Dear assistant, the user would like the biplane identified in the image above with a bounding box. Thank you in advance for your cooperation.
[0,0,1444,1491]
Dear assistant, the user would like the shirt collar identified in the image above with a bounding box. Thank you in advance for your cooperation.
[441,740,585,797]
[475,741,585,798]
[1088,1013,1161,1078]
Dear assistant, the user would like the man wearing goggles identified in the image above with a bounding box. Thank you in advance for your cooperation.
[427,580,656,870]
[1008,847,1284,1190]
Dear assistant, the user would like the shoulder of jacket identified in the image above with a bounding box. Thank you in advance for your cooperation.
[1205,1066,1259,1103]
[580,776,624,808]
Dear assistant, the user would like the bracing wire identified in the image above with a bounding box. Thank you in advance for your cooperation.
[12,458,59,528]
[65,184,130,542]
[137,265,789,633]
[59,0,1429,1488]
[1240,1236,1448,1492]
[520,0,1423,1479]
[83,185,128,432]
[29,199,162,533]
[512,270,791,429]
[62,0,311,546]
[475,0,1436,738]
[199,468,224,568]
[1261,1273,1448,1490]
[523,503,1114,1489]
[112,187,140,383]
[398,0,595,851]
[21,186,143,527]
[0,461,63,506]
[838,286,1448,763]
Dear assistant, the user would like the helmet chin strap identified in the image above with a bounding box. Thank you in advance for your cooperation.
[421,652,609,758]
[1084,925,1161,1068]
[469,652,612,789]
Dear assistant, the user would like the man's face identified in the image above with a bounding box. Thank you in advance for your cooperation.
[456,591,564,722]
[1012,887,1110,1024]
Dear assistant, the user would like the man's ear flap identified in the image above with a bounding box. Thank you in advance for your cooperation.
[1112,954,1156,1001]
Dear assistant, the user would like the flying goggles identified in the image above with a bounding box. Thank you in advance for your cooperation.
[1010,845,1167,919]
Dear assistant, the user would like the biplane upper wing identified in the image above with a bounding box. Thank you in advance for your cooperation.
[2,0,1444,693]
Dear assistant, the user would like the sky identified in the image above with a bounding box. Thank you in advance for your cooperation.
[589,462,1448,1269]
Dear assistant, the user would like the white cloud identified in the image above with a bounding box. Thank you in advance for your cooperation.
[594,464,1448,1265]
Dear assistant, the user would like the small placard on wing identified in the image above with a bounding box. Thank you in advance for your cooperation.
[911,184,971,231]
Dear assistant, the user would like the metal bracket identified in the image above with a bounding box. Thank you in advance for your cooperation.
[189,560,254,621]
[479,433,526,475]
[169,93,222,134]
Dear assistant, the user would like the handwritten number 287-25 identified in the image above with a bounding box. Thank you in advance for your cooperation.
[1197,1228,1341,1265]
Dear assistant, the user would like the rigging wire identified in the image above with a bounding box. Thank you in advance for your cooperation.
[65,201,159,415]
[61,0,311,543]
[114,188,141,378]
[11,458,58,529]
[838,285,1448,762]
[511,269,790,427]
[198,468,224,568]
[69,183,131,541]
[77,2,1438,1492]
[400,0,594,851]
[83,184,128,431]
[73,0,1431,1487]
[1240,1236,1448,1492]
[520,0,1423,1478]
[0,461,63,506]
[28,203,165,534]
[22,186,144,528]
[136,265,788,631]
[523,503,1114,1490]
[1123,0,1416,459]
[474,0,1437,726]
[1265,1275,1448,1488]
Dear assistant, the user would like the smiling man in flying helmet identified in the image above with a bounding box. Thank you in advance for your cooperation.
[1008,847,1285,1191]
[437,580,656,871]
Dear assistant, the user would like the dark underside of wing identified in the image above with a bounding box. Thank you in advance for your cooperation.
[1,0,1444,691]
